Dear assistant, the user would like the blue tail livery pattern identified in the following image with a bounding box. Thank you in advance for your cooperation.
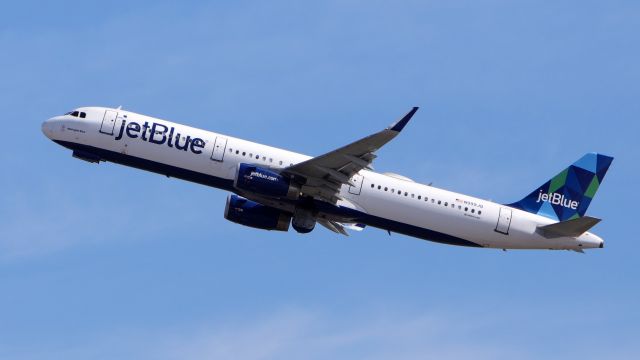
[508,153,613,221]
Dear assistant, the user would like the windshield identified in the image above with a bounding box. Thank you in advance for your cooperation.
[65,110,86,118]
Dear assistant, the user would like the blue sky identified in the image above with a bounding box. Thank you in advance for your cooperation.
[1,1,639,358]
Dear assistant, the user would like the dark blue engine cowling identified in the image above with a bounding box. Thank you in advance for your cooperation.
[234,163,300,200]
[224,195,291,231]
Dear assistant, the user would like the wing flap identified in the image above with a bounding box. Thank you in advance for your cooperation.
[318,220,367,236]
[318,219,350,236]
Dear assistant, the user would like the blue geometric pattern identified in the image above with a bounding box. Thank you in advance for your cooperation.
[508,153,613,221]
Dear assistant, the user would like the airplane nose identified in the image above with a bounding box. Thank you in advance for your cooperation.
[42,117,58,139]
[41,119,52,139]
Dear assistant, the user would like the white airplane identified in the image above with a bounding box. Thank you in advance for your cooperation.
[42,107,613,251]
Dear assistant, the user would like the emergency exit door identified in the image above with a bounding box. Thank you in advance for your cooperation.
[348,174,364,195]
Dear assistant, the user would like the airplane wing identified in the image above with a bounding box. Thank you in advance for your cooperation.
[283,107,418,203]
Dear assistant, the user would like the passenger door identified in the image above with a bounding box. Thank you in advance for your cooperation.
[495,207,512,235]
[210,136,228,162]
[100,110,118,135]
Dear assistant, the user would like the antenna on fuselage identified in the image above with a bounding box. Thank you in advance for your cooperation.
[116,105,122,110]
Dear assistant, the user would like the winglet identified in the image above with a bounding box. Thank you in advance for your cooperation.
[388,107,419,132]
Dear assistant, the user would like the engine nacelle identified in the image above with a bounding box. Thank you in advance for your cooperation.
[224,195,291,231]
[234,163,300,200]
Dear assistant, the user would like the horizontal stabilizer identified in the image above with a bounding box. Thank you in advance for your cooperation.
[537,216,601,238]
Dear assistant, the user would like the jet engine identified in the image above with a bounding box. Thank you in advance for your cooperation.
[224,195,291,231]
[234,163,300,200]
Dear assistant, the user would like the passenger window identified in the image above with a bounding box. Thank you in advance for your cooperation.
[384,187,388,191]
[242,152,246,156]
[471,209,475,213]
[371,184,375,188]
[269,158,273,162]
[256,155,259,159]
[478,211,482,215]
[418,195,421,200]
[236,150,239,154]
[378,185,381,190]
[279,161,283,165]
[437,200,441,205]
[444,202,448,206]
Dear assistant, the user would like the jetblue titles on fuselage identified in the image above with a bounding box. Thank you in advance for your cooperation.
[114,120,205,154]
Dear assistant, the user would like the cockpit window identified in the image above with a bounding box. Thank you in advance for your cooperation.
[65,111,87,118]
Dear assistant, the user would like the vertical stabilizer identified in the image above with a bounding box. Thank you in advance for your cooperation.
[508,153,613,221]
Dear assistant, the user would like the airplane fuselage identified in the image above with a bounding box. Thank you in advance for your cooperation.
[42,107,605,251]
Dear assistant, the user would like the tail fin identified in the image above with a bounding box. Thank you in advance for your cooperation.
[508,153,613,221]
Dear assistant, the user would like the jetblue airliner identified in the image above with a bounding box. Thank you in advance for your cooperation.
[42,107,613,251]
